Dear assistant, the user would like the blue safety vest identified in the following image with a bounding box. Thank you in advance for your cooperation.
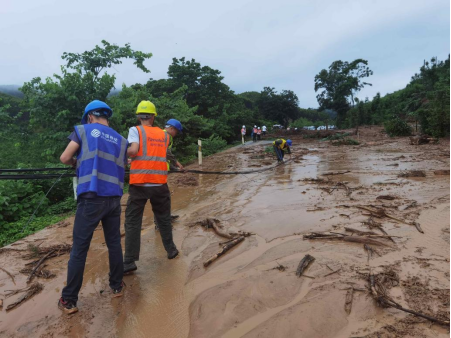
[74,124,128,197]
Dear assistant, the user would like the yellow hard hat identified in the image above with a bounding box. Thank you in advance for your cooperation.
[136,100,157,116]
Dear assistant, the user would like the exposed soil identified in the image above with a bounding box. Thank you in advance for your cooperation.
[0,126,449,338]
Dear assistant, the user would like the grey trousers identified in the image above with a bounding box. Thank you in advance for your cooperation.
[124,184,176,263]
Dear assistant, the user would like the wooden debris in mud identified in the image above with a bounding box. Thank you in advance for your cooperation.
[303,232,392,247]
[368,271,449,326]
[301,177,326,183]
[271,262,287,272]
[5,282,43,311]
[204,236,245,267]
[398,170,426,178]
[321,170,351,176]
[399,200,417,211]
[361,217,394,242]
[0,299,2,309]
[229,230,254,238]
[344,227,400,240]
[434,170,450,176]
[354,206,423,233]
[345,227,379,236]
[363,244,380,262]
[376,195,397,200]
[26,250,56,283]
[20,265,55,279]
[345,287,354,314]
[296,254,315,277]
[22,243,71,261]
[0,267,16,285]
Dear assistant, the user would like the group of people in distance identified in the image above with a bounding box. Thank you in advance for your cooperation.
[240,125,267,142]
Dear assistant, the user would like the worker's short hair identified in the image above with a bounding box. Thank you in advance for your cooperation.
[137,114,153,120]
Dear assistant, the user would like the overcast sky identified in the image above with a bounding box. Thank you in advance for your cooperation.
[1,0,449,107]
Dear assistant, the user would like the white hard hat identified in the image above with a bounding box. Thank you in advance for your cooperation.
[254,125,256,127]
[242,125,245,128]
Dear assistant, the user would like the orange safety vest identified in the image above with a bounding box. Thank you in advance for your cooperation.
[257,129,261,135]
[130,125,170,184]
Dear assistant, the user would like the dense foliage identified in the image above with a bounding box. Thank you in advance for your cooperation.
[342,57,450,137]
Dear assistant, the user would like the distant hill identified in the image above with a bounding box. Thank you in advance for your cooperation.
[0,85,23,98]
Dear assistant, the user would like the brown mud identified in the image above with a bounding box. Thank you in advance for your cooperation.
[0,126,449,337]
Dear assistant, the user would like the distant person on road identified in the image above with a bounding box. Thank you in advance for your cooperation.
[257,127,262,140]
[262,125,267,136]
[241,125,246,142]
[58,100,128,314]
[252,125,258,142]
[123,101,179,275]
[273,138,292,163]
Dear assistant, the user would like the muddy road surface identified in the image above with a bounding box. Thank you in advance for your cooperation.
[0,127,449,338]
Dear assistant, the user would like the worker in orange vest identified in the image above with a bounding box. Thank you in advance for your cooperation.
[123,101,179,274]
[252,125,258,142]
[257,127,262,140]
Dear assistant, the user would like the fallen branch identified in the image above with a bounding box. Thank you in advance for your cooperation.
[345,227,400,240]
[345,227,379,236]
[20,265,55,279]
[204,236,245,267]
[324,268,341,277]
[356,206,423,233]
[322,171,351,176]
[304,233,392,247]
[296,254,315,277]
[27,250,56,283]
[0,267,16,285]
[368,272,449,326]
[6,282,43,311]
[362,218,396,243]
[345,287,354,314]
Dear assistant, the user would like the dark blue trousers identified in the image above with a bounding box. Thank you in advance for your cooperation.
[62,196,123,302]
[274,145,284,161]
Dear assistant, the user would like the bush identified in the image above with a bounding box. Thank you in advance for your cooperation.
[384,117,412,137]
[0,214,67,247]
[200,135,228,156]
[0,181,49,225]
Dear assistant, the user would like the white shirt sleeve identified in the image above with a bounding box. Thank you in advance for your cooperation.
[127,127,139,144]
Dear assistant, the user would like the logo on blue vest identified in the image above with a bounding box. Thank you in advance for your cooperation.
[91,129,101,138]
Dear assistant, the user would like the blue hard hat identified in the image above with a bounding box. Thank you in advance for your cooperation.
[81,100,113,124]
[166,118,183,134]
[286,139,292,146]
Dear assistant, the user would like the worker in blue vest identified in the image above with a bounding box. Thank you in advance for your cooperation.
[58,100,128,314]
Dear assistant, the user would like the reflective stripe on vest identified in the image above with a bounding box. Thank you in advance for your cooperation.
[76,126,127,168]
[75,125,127,196]
[130,125,169,184]
[273,138,287,149]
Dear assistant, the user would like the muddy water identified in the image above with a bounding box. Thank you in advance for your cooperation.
[0,132,449,338]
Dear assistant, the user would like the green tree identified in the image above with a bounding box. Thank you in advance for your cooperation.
[257,87,300,127]
[20,41,152,163]
[314,59,373,126]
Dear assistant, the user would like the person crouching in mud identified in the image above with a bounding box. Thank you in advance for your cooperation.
[273,138,292,163]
